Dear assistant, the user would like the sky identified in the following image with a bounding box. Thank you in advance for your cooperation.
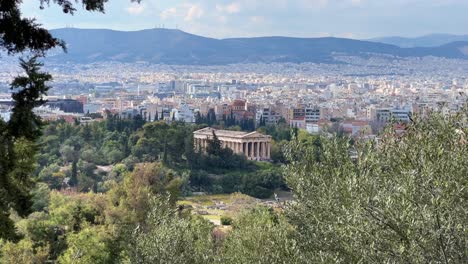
[20,0,468,39]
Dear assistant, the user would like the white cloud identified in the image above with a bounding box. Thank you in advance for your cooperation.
[160,7,178,20]
[126,3,145,15]
[216,2,241,14]
[185,5,204,22]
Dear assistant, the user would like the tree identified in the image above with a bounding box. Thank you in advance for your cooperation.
[130,196,215,264]
[57,226,113,264]
[106,162,180,224]
[284,111,468,263]
[219,207,301,264]
[0,57,54,240]
[8,57,52,140]
[0,238,49,264]
[206,131,222,156]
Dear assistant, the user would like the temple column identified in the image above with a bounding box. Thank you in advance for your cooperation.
[249,142,252,158]
[251,142,255,159]
[256,141,260,160]
[267,142,271,159]
[260,142,265,159]
[252,142,255,159]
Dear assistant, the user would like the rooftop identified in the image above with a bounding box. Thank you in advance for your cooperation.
[194,127,271,139]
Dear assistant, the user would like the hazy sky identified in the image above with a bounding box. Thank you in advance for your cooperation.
[21,0,468,39]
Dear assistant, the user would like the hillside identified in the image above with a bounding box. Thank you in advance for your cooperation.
[369,34,468,48]
[48,28,468,64]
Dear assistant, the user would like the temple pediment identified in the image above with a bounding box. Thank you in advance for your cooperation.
[194,127,271,140]
[240,131,270,139]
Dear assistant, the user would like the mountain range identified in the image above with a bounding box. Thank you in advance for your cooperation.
[369,34,468,48]
[47,28,468,65]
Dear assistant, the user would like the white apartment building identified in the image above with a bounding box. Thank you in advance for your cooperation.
[367,106,411,123]
[173,104,195,123]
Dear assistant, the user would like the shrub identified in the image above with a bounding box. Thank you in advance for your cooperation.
[220,216,233,226]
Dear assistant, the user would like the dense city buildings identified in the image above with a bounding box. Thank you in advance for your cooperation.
[0,57,466,134]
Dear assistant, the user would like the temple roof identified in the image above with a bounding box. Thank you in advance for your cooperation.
[193,127,271,139]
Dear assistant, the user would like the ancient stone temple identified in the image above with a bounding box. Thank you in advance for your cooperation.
[193,127,272,161]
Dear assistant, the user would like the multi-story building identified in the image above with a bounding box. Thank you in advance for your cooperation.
[305,107,321,123]
[368,106,411,123]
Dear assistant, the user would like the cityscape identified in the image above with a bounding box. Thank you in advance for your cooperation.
[0,0,466,263]
[1,54,467,139]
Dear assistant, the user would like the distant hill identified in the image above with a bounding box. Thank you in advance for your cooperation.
[47,28,468,65]
[369,34,468,48]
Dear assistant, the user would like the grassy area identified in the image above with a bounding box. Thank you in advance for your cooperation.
[178,191,291,225]
[178,193,258,225]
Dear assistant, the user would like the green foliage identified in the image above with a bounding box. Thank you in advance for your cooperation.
[31,183,50,212]
[38,163,64,189]
[0,238,49,264]
[34,119,281,199]
[219,207,301,264]
[8,57,52,140]
[284,111,468,263]
[220,216,233,226]
[0,57,53,240]
[130,196,215,264]
[190,164,285,199]
[57,226,113,264]
[105,162,181,224]
[258,122,293,142]
[4,109,466,263]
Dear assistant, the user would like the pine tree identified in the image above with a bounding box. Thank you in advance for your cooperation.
[206,131,222,156]
[70,161,78,187]
[0,57,51,240]
[8,57,52,140]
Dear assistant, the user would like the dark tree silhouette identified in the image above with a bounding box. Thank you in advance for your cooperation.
[0,56,52,240]
[0,0,142,240]
[0,0,133,54]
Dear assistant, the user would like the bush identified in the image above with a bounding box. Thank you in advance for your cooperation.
[220,216,233,226]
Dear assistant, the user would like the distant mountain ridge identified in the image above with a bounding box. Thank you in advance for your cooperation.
[369,34,468,48]
[47,28,468,65]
